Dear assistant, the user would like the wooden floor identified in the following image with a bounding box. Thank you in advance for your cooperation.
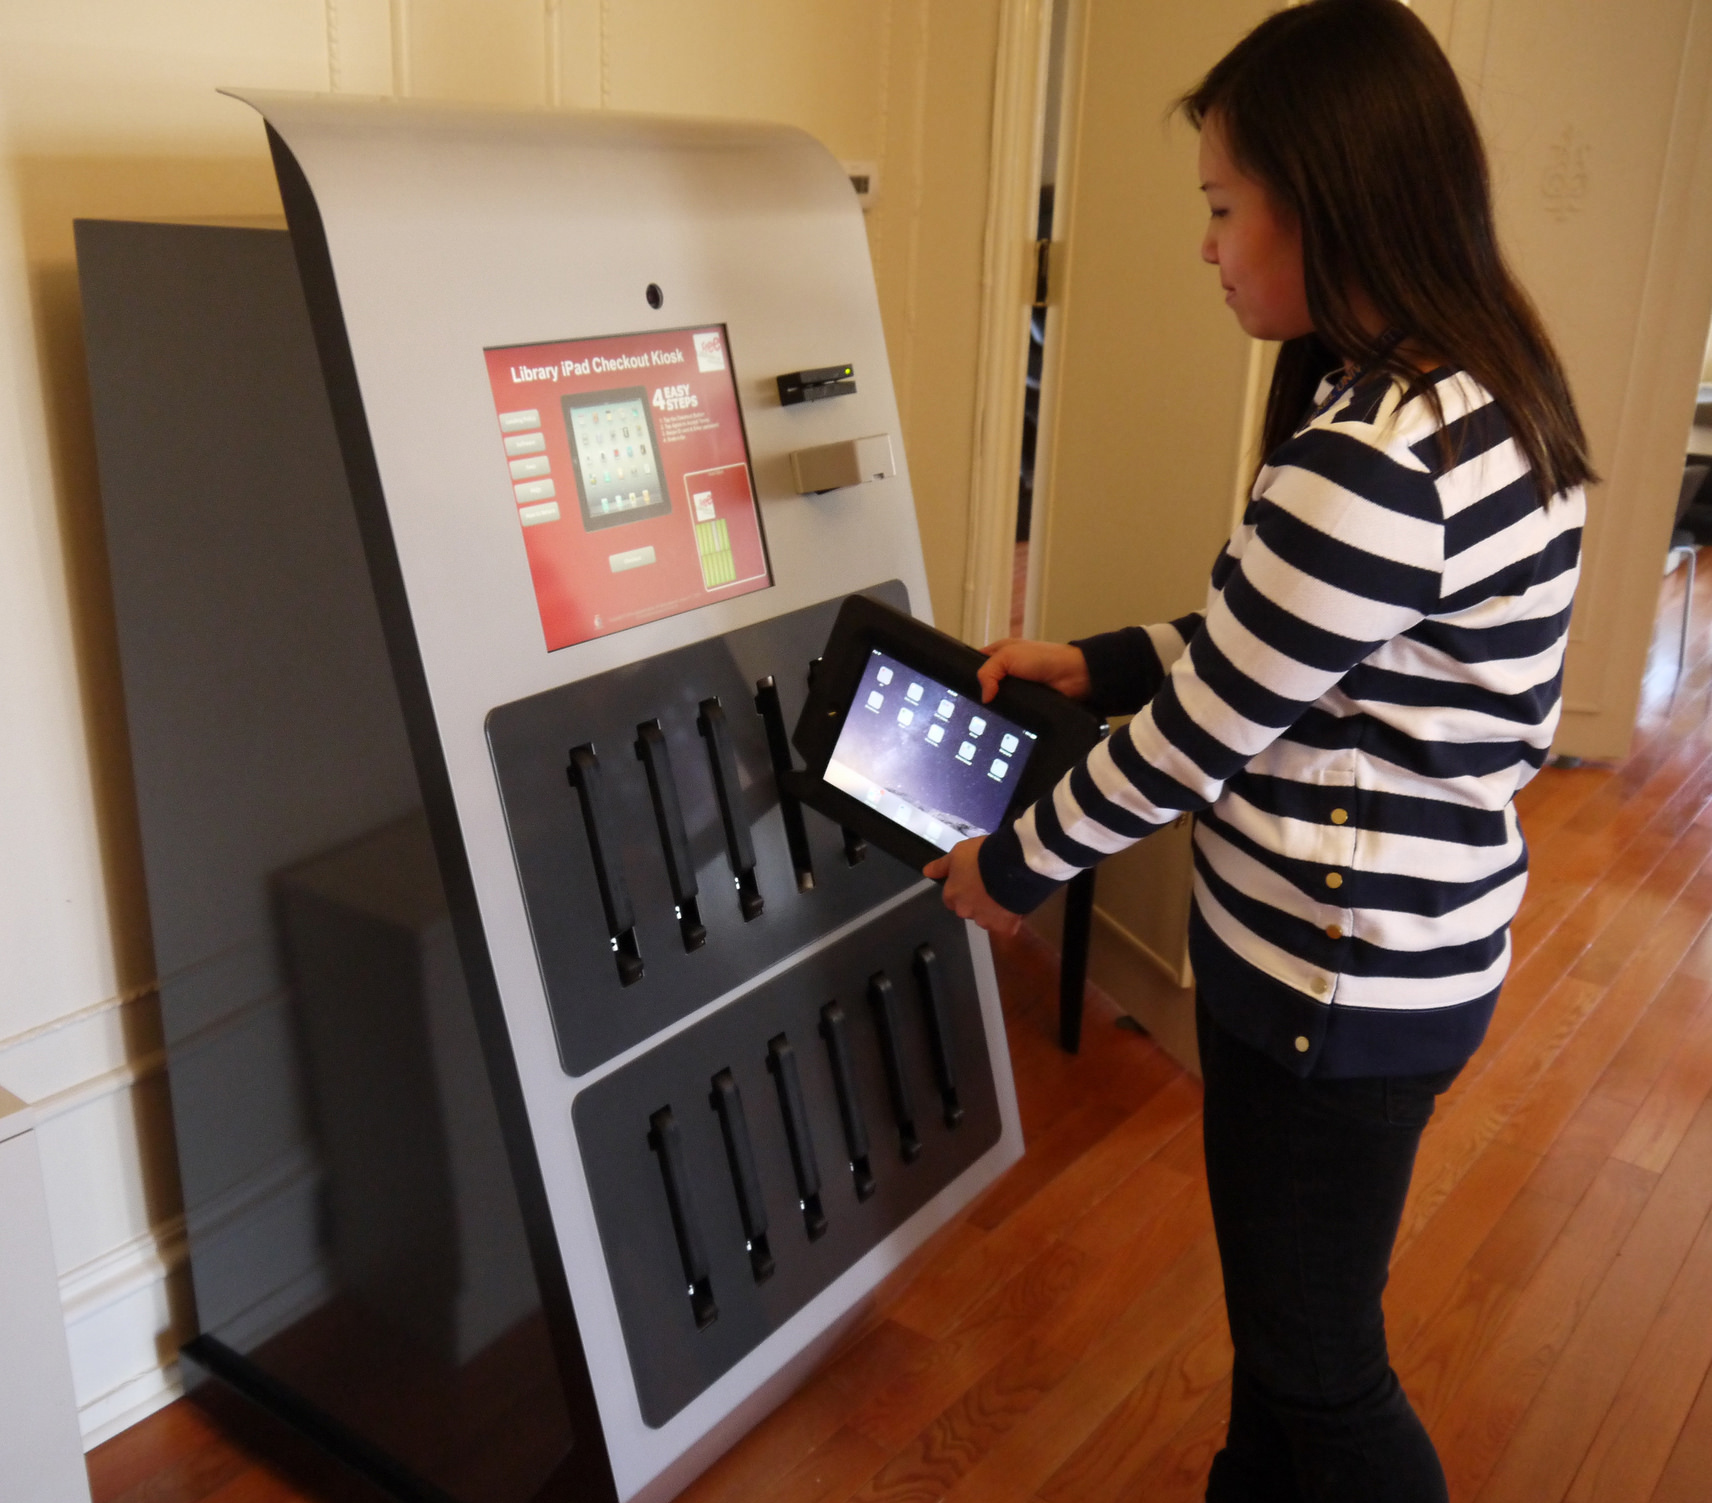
[91,552,1712,1503]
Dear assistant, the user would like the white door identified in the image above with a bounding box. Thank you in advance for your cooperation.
[1024,0,1275,1044]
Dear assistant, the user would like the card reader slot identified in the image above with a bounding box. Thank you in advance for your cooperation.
[754,677,815,892]
[866,973,921,1163]
[567,744,644,986]
[697,698,764,921]
[635,720,708,951]
[709,1070,775,1283]
[818,1002,876,1201]
[912,943,964,1128]
[766,1034,827,1241]
[647,1106,718,1329]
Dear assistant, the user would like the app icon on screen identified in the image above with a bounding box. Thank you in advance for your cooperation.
[969,716,987,736]
[897,707,915,727]
[866,690,884,712]
[877,665,894,685]
[1000,733,1020,755]
[956,742,976,764]
[927,724,945,746]
[906,683,924,703]
[988,759,1009,781]
[936,699,955,720]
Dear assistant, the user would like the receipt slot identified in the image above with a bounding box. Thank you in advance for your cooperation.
[78,95,1022,1503]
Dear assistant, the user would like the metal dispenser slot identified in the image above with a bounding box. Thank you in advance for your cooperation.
[698,698,765,922]
[819,1000,876,1201]
[806,656,867,865]
[709,1070,775,1283]
[647,1107,718,1330]
[568,744,645,986]
[766,1034,827,1242]
[754,677,816,892]
[867,972,922,1164]
[913,943,965,1128]
[635,719,708,951]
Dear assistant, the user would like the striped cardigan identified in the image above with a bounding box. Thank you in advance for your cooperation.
[979,368,1585,1077]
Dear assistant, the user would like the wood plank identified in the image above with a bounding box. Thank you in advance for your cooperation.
[86,1401,243,1503]
[1033,1299,1231,1503]
[964,1097,1132,1233]
[1649,1363,1712,1503]
[1612,978,1712,1172]
[1568,1202,1712,1503]
[889,1074,1198,1338]
[1384,1139,1538,1356]
[677,1321,935,1503]
[1428,1157,1655,1497]
[1102,1373,1233,1503]
[1473,1098,1712,1501]
[842,1170,1206,1503]
[744,1425,890,1503]
[845,1238,1089,1451]
[933,1227,1225,1503]
[1401,976,1604,1249]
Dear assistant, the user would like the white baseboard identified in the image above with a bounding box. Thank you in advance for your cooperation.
[77,1362,183,1451]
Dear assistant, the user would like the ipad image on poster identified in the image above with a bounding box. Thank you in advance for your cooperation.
[483,325,771,651]
[561,386,672,532]
[784,594,1103,872]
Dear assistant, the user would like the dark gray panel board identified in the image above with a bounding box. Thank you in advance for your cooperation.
[572,886,1001,1426]
[486,584,920,1076]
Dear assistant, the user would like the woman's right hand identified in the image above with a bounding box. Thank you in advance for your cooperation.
[977,638,1091,704]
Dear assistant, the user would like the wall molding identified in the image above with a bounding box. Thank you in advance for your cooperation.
[62,1141,326,1448]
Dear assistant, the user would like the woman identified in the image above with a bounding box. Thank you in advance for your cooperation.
[925,2,1591,1498]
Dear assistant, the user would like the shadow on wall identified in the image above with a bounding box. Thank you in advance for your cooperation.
[76,220,571,1498]
[11,155,289,1367]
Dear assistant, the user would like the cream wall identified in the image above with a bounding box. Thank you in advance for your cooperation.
[0,0,1006,1446]
[1413,0,1712,758]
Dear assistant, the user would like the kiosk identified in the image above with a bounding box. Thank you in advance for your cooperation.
[79,95,1023,1503]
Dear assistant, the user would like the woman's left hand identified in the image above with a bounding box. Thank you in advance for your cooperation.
[923,836,1022,937]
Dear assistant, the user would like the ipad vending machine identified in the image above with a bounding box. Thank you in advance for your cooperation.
[79,96,1022,1503]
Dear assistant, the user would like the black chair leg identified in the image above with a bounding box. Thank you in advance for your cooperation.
[1059,867,1096,1053]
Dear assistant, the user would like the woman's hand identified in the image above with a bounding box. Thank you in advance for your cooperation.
[923,836,1022,937]
[977,638,1091,704]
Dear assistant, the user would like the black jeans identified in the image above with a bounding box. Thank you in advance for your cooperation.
[1198,1003,1458,1503]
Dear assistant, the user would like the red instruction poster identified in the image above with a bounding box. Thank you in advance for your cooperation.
[482,325,771,651]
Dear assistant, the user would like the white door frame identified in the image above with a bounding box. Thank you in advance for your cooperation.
[956,0,1055,647]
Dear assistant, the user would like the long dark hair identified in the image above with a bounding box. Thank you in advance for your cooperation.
[1180,0,1593,499]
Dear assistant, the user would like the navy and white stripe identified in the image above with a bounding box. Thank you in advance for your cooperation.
[979,369,1584,1077]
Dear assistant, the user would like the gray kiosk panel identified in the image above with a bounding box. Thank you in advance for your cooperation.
[82,92,1026,1503]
